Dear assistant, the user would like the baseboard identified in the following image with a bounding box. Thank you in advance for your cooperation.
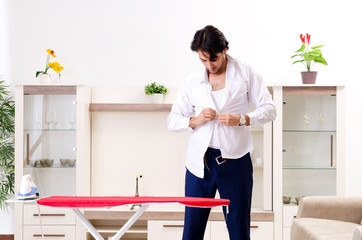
[0,235,14,240]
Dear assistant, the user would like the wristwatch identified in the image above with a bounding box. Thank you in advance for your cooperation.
[239,115,246,126]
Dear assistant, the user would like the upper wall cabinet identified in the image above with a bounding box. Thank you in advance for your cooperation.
[272,85,345,240]
[14,85,91,240]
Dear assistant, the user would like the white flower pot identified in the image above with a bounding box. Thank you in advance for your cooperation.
[148,94,164,104]
[38,73,52,84]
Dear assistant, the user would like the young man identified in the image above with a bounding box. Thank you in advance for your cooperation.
[167,25,276,240]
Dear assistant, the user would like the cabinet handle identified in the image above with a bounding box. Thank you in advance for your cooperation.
[33,234,65,237]
[163,225,184,228]
[250,225,259,229]
[330,135,333,167]
[33,214,66,217]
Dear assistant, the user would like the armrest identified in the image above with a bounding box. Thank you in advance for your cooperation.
[296,196,362,224]
[353,226,362,240]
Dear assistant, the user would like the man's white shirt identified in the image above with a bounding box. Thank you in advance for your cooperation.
[168,55,276,178]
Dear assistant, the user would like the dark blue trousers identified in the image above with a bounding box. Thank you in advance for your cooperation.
[182,148,253,240]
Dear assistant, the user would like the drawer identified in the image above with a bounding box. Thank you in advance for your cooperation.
[210,221,273,240]
[23,225,75,240]
[24,204,76,225]
[283,205,298,227]
[148,220,210,240]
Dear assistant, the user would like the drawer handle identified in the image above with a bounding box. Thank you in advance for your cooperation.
[250,226,259,229]
[33,214,66,217]
[163,225,184,228]
[33,234,65,237]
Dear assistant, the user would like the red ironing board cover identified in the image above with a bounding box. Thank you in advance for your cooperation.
[37,196,230,208]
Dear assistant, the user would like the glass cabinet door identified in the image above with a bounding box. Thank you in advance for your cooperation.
[23,90,77,197]
[282,91,336,203]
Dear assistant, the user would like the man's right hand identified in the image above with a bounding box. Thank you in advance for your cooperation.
[189,108,216,129]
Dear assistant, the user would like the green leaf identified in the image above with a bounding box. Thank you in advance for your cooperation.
[313,57,328,65]
[292,60,305,64]
[309,49,322,57]
[311,45,324,49]
[36,71,44,78]
[291,53,303,58]
[295,44,305,52]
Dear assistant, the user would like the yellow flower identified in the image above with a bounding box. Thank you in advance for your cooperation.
[46,49,56,57]
[48,62,64,73]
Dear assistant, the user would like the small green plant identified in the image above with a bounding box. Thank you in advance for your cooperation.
[144,82,168,95]
[0,77,15,208]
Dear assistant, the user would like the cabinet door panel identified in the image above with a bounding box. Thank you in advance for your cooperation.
[23,225,75,240]
[24,204,76,225]
[282,205,298,227]
[210,221,273,240]
[148,220,210,240]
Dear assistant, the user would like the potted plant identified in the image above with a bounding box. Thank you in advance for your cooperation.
[0,77,15,235]
[291,33,328,84]
[144,82,168,103]
[36,49,64,83]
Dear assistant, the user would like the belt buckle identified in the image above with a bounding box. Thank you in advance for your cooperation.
[215,156,226,165]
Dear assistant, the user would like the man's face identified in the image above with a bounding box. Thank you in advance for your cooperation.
[197,49,226,74]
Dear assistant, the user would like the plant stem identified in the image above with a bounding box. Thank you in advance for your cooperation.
[44,55,50,73]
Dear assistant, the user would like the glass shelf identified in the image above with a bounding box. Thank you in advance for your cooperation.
[283,167,336,170]
[25,165,76,169]
[283,130,336,133]
[24,129,76,132]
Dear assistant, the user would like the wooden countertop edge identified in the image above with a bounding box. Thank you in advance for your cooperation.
[84,211,274,222]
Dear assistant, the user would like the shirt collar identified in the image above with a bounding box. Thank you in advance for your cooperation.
[197,54,235,84]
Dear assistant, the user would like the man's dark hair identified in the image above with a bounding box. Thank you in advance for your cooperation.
[191,25,229,61]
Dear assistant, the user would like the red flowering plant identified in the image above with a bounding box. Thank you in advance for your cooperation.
[291,33,327,71]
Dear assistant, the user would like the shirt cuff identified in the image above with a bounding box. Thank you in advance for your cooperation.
[247,111,258,126]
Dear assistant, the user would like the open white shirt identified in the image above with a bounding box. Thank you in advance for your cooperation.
[167,55,276,178]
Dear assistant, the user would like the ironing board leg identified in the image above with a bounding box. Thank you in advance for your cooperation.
[72,208,104,240]
[110,204,149,240]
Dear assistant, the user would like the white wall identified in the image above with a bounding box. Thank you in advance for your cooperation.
[3,0,362,196]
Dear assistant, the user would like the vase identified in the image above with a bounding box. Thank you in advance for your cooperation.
[38,73,52,84]
[148,93,164,103]
[301,71,317,84]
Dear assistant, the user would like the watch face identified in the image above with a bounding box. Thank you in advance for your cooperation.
[240,116,246,125]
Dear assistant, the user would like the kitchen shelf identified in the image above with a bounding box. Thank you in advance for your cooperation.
[24,165,76,169]
[283,167,336,170]
[283,130,336,133]
[89,103,172,112]
[24,129,76,132]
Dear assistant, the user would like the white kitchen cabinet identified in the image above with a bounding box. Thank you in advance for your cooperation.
[148,220,211,240]
[272,85,346,240]
[23,225,76,240]
[14,85,91,240]
[148,220,273,240]
[209,221,273,240]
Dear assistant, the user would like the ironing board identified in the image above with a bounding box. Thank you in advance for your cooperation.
[37,196,230,240]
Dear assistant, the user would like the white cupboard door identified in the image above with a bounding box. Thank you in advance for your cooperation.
[23,225,75,240]
[24,204,76,225]
[148,220,211,240]
[210,221,273,240]
[210,221,228,239]
[282,205,298,227]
